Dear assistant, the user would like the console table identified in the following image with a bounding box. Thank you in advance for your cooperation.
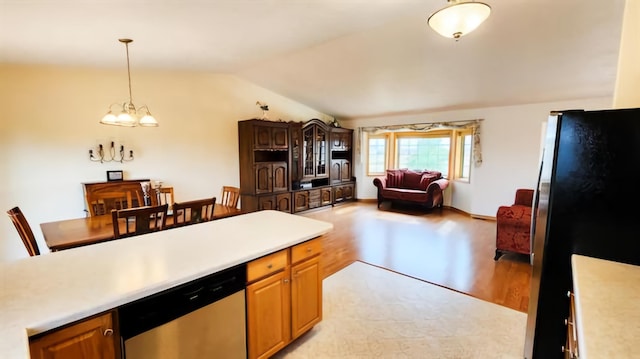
[82,179,151,214]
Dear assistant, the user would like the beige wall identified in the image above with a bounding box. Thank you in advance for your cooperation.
[2,0,635,262]
[341,97,612,218]
[0,64,332,262]
[613,0,640,108]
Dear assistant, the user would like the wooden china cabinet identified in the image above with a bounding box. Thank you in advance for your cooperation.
[238,118,355,214]
[239,120,291,212]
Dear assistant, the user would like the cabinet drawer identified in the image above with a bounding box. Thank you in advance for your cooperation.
[308,189,321,199]
[291,237,322,264]
[247,249,288,282]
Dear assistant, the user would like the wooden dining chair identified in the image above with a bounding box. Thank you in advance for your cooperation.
[172,197,216,227]
[112,204,168,239]
[157,187,175,210]
[221,186,240,208]
[7,207,40,256]
[87,191,134,217]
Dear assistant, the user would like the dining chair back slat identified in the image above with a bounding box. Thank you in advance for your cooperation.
[112,204,168,239]
[221,186,240,208]
[157,187,175,210]
[7,206,40,256]
[172,197,216,227]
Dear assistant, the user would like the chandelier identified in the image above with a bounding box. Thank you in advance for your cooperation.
[100,39,158,127]
[427,1,491,40]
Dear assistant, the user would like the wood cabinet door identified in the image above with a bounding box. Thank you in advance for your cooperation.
[321,188,332,206]
[272,162,288,192]
[255,163,273,194]
[308,189,321,209]
[293,191,309,213]
[343,184,354,200]
[29,311,117,359]
[330,160,341,184]
[342,131,352,150]
[254,126,273,149]
[290,256,322,340]
[340,160,351,182]
[271,127,289,149]
[258,195,276,210]
[276,193,291,213]
[331,132,343,150]
[246,269,291,359]
[334,186,344,202]
[254,125,288,149]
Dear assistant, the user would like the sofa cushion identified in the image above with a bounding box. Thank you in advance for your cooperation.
[386,169,404,188]
[419,173,439,190]
[401,170,423,189]
[380,188,430,202]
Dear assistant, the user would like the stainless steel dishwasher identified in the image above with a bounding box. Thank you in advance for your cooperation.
[119,264,247,359]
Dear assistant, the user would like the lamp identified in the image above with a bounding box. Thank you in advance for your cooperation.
[427,0,491,40]
[101,39,158,127]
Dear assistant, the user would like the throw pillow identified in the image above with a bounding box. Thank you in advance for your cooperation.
[419,173,438,191]
[401,170,423,189]
[386,170,404,188]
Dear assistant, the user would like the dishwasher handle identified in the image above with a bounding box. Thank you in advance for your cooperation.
[183,287,204,301]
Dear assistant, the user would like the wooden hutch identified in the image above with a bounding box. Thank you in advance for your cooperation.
[238,118,355,213]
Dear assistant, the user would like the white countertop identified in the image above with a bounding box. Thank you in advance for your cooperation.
[0,210,333,358]
[571,255,640,359]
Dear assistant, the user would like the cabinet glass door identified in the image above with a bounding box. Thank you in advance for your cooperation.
[303,127,314,177]
[315,127,326,177]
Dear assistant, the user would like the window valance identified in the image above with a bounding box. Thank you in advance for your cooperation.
[358,119,483,167]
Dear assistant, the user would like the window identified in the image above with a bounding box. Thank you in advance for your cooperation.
[367,135,387,176]
[364,125,475,182]
[454,129,472,181]
[396,133,450,177]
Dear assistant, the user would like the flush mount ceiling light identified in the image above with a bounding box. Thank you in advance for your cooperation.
[101,39,158,127]
[427,0,491,40]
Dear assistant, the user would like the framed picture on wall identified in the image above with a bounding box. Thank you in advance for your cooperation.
[106,170,124,182]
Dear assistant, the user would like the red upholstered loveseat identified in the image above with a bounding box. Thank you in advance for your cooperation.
[373,169,449,209]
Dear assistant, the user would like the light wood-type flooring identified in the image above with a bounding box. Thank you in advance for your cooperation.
[301,201,532,313]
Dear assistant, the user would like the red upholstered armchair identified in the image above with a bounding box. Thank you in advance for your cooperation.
[495,189,534,261]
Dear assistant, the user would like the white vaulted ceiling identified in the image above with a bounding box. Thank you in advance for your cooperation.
[0,0,627,119]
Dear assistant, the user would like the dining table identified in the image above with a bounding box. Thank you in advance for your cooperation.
[40,204,243,251]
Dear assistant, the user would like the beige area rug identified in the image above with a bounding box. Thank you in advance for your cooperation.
[273,261,526,359]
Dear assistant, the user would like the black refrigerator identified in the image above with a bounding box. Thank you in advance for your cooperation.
[524,108,640,359]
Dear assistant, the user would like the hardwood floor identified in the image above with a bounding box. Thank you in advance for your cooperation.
[301,201,532,313]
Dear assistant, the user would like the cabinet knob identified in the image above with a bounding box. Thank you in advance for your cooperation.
[561,345,566,353]
[103,328,114,337]
[306,248,312,252]
[566,291,571,298]
[283,278,289,284]
[267,264,273,269]
[564,318,568,326]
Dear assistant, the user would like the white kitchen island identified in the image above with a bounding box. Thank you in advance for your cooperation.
[0,210,333,358]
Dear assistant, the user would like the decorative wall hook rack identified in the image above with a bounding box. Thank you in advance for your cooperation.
[89,141,134,163]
